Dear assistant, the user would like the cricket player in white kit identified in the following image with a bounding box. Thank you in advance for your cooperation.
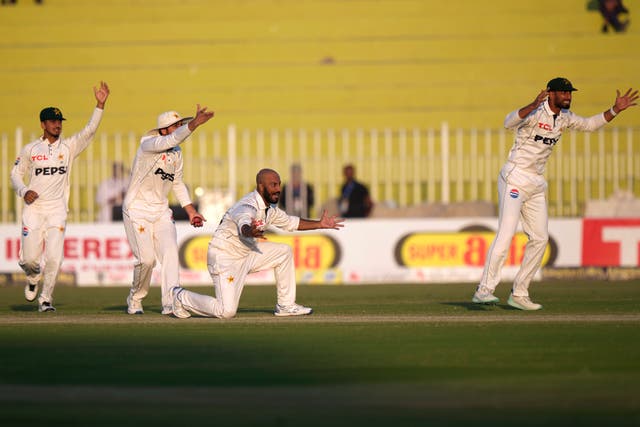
[123,105,213,315]
[473,78,638,310]
[10,81,110,312]
[171,168,344,319]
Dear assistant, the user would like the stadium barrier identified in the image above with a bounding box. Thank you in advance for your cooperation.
[1,123,638,223]
[1,218,638,286]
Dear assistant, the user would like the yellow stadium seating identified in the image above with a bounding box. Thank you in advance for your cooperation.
[0,0,638,221]
[0,0,637,134]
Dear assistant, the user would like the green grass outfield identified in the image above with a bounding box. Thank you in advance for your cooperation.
[1,281,639,427]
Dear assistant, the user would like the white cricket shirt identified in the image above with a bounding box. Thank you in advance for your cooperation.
[504,100,607,175]
[10,108,104,210]
[123,124,193,221]
[211,190,300,255]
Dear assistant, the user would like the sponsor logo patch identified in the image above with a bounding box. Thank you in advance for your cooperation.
[533,134,559,146]
[509,188,519,199]
[34,166,67,176]
[154,167,175,181]
[22,226,29,237]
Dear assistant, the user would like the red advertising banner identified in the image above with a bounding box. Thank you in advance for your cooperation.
[582,219,640,267]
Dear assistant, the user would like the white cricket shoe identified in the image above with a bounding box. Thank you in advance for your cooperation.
[508,294,542,311]
[472,286,499,304]
[274,303,313,317]
[38,301,56,312]
[126,294,144,315]
[171,287,191,319]
[24,283,38,302]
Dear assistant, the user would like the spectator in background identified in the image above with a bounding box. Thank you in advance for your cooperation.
[279,163,314,217]
[1,0,43,4]
[96,161,129,222]
[339,164,373,218]
[599,0,629,33]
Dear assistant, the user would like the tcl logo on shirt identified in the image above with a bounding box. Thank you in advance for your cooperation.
[31,154,49,161]
[582,219,640,266]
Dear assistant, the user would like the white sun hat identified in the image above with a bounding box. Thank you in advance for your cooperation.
[147,111,193,135]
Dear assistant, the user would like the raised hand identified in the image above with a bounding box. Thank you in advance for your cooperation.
[533,89,549,108]
[614,88,639,112]
[188,104,215,131]
[94,81,110,108]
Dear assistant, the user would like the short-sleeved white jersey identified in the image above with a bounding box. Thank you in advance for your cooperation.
[123,124,193,221]
[504,101,607,175]
[211,190,300,255]
[10,108,104,210]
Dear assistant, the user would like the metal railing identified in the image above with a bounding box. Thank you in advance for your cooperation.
[2,124,638,222]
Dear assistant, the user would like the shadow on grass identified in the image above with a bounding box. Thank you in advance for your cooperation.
[10,304,37,312]
[440,301,501,311]
[103,305,168,315]
[237,307,274,315]
[101,305,275,316]
[104,305,128,312]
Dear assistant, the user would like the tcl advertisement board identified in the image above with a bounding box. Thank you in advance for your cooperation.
[0,217,636,286]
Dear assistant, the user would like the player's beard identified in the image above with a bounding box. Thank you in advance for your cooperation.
[45,129,61,139]
[551,95,571,110]
[262,187,280,205]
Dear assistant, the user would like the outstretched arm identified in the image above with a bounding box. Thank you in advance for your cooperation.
[297,210,345,231]
[604,88,638,122]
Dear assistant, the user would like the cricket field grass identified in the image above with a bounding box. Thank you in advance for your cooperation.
[0,281,639,426]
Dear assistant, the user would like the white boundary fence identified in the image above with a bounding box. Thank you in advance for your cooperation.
[1,124,639,223]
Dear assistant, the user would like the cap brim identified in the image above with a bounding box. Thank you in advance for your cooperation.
[146,117,194,135]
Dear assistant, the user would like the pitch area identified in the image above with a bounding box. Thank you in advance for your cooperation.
[1,281,639,426]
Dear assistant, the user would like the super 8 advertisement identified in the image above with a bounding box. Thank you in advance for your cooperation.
[0,218,637,286]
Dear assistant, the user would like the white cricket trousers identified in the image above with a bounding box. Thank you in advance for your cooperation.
[479,164,549,297]
[19,202,67,305]
[179,240,297,318]
[123,210,181,313]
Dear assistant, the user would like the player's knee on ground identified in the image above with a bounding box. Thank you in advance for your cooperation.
[219,310,237,319]
[219,302,239,319]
